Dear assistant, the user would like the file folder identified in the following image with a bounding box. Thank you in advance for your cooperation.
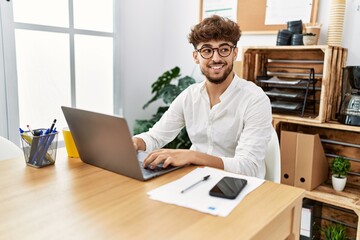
[280,131,297,186]
[280,130,328,190]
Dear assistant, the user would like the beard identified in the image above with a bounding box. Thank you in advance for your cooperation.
[200,61,234,85]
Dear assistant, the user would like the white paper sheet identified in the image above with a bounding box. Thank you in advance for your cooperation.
[265,0,313,25]
[202,0,238,22]
[147,167,265,217]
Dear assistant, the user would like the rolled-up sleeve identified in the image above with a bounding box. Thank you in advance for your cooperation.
[135,91,186,152]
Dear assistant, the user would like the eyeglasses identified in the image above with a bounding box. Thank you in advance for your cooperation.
[196,44,236,59]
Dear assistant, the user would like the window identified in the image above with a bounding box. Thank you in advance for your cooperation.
[1,0,120,144]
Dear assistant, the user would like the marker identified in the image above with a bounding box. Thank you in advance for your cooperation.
[49,119,57,133]
[181,175,210,194]
[27,125,41,136]
[20,128,33,145]
[26,125,34,136]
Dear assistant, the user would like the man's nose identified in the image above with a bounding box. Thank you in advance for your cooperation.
[211,49,222,61]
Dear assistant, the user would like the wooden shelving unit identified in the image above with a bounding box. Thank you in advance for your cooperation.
[240,45,359,238]
[274,117,360,239]
[306,183,359,214]
[242,45,347,123]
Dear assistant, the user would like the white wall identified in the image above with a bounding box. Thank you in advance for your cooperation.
[121,0,200,132]
[342,0,360,65]
[120,0,166,131]
[121,0,360,132]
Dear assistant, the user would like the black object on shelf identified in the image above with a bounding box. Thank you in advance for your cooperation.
[257,66,316,117]
[276,29,293,46]
[287,20,303,34]
[338,66,360,126]
[291,34,304,46]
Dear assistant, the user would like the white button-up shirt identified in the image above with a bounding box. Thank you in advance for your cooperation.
[136,75,273,178]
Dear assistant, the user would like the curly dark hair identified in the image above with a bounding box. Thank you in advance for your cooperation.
[188,15,241,48]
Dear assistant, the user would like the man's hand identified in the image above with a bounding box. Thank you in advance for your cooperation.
[143,149,193,169]
[143,149,224,170]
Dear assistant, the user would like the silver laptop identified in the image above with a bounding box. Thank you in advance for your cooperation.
[61,106,182,181]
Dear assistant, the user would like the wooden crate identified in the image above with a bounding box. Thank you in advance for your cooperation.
[242,45,348,123]
[275,120,360,186]
[274,119,360,239]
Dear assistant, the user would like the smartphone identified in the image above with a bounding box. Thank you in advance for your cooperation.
[209,176,248,199]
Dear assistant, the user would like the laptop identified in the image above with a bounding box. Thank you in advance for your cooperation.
[61,106,182,181]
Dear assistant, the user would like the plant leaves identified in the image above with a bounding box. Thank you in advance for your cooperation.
[330,156,351,177]
[178,76,196,91]
[142,66,181,109]
[161,85,181,104]
[134,66,195,149]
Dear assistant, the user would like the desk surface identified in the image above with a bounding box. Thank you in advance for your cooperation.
[0,148,305,240]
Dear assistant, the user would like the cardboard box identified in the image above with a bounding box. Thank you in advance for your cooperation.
[280,131,297,186]
[280,130,328,191]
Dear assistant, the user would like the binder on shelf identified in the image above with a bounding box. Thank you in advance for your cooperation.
[280,131,297,186]
[294,133,328,190]
[300,205,312,239]
[301,199,322,240]
[280,130,328,190]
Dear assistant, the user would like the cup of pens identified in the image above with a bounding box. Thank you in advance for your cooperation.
[20,127,59,168]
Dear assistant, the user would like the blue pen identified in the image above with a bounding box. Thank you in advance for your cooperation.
[30,134,49,166]
[38,133,56,165]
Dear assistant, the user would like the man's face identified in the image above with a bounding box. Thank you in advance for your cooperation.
[193,41,238,84]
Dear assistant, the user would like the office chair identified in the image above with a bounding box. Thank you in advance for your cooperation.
[0,136,23,161]
[264,128,281,183]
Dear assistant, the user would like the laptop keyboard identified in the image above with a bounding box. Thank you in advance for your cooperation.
[140,162,174,175]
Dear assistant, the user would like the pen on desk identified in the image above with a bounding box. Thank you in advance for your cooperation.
[181,175,210,194]
[49,119,57,133]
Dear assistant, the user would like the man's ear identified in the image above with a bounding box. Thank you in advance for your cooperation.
[233,47,239,61]
[193,51,200,64]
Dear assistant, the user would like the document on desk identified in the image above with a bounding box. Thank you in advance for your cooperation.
[147,167,265,217]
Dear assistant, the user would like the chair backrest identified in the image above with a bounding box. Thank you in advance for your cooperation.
[264,128,281,183]
[0,136,23,161]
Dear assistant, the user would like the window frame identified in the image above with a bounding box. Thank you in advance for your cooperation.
[0,0,122,145]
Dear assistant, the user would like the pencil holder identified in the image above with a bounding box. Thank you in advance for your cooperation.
[20,129,59,168]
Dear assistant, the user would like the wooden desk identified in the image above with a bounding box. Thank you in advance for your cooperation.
[0,148,305,240]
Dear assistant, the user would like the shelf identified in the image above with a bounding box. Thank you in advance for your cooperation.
[273,117,360,133]
[305,182,360,213]
[265,88,305,98]
[258,76,302,85]
[242,45,348,123]
[271,101,302,110]
[274,118,360,239]
[257,66,316,117]
[306,183,360,239]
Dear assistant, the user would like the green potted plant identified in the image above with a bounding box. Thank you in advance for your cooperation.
[303,32,317,45]
[330,156,351,191]
[321,223,348,240]
[133,66,195,149]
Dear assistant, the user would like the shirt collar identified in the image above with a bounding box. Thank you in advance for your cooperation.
[199,74,240,100]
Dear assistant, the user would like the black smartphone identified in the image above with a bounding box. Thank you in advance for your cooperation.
[209,176,248,199]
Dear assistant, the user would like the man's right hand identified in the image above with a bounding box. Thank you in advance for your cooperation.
[132,137,146,151]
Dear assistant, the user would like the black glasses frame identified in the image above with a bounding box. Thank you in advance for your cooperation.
[196,44,236,59]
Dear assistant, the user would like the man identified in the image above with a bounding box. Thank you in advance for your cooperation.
[133,15,272,178]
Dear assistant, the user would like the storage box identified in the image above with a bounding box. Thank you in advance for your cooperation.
[241,45,348,123]
[280,130,328,190]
